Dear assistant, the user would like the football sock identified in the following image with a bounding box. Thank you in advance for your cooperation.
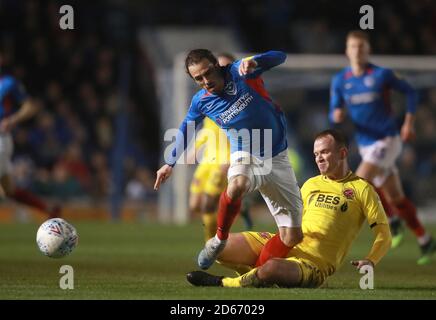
[394,197,425,237]
[255,233,291,267]
[216,190,241,241]
[202,213,217,243]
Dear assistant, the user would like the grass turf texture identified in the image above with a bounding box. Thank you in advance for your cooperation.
[0,221,435,300]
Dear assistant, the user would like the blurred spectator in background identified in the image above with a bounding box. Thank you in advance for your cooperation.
[0,1,159,207]
[55,142,92,193]
[126,167,154,202]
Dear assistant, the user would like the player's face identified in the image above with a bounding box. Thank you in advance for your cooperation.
[346,37,370,65]
[313,135,344,176]
[189,58,224,94]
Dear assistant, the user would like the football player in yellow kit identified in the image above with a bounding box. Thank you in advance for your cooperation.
[187,129,392,288]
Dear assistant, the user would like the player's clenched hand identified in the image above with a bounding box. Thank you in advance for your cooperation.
[238,58,258,76]
[154,164,173,190]
[350,259,374,270]
[400,123,416,142]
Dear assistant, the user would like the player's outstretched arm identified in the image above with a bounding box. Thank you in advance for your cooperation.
[351,224,392,270]
[238,58,258,76]
[154,164,173,190]
[238,51,286,77]
[253,51,286,70]
[387,69,418,142]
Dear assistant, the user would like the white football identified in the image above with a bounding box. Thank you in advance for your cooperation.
[36,218,78,258]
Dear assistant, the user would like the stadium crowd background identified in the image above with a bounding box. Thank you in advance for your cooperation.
[0,0,435,214]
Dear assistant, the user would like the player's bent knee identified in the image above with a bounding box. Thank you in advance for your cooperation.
[227,177,249,200]
[257,259,278,280]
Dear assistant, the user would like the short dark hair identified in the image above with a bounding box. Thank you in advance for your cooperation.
[314,129,349,148]
[346,30,370,44]
[185,49,218,75]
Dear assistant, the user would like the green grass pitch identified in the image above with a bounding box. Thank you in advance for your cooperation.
[0,220,435,300]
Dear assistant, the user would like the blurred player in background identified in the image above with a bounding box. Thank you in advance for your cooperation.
[155,49,303,270]
[187,130,391,288]
[0,49,60,218]
[330,30,435,265]
[189,53,253,243]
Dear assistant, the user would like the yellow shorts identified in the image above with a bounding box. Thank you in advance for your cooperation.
[190,163,227,196]
[242,231,327,288]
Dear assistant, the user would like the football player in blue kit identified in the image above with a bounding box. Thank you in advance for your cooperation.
[330,31,435,265]
[154,49,303,270]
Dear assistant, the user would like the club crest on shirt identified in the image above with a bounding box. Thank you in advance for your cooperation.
[224,81,237,95]
[343,188,354,199]
[363,76,375,87]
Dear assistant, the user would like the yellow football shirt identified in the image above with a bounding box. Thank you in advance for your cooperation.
[195,118,230,164]
[293,171,388,276]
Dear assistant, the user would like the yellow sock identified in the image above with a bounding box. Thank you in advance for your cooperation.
[222,268,262,288]
[202,213,217,242]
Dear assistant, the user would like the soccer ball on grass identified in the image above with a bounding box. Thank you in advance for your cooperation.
[36,218,78,258]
